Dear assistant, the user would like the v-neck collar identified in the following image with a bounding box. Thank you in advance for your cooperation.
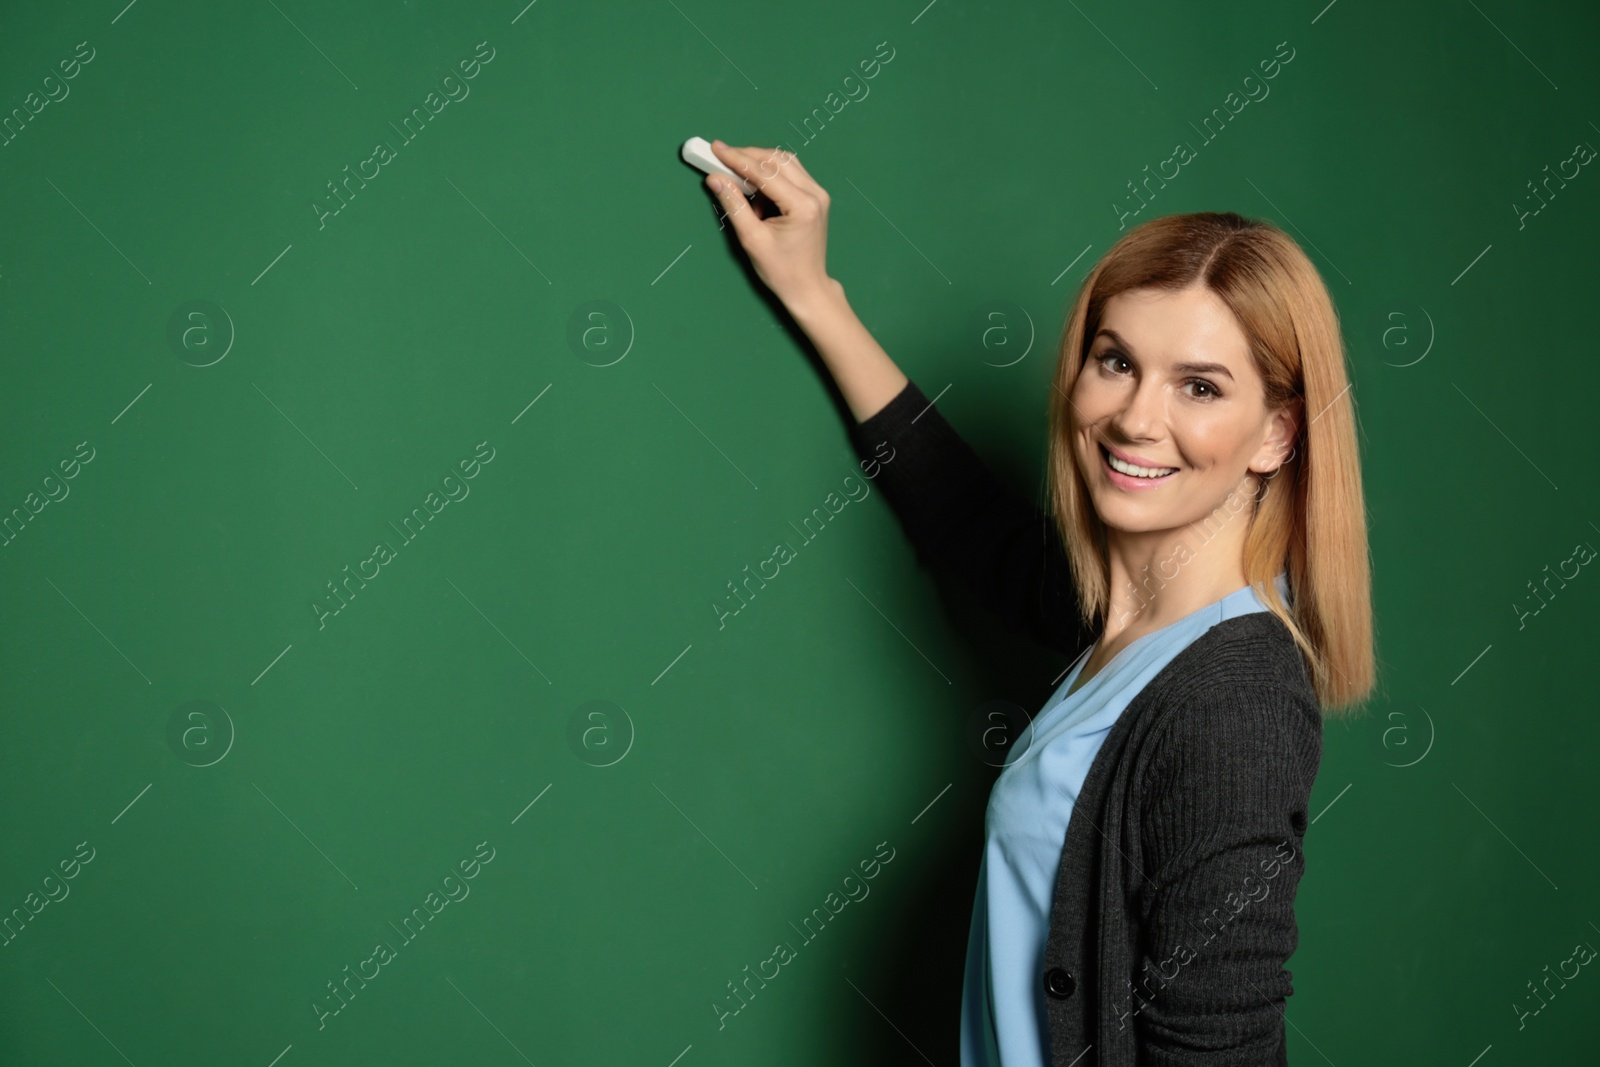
[1062,575,1287,699]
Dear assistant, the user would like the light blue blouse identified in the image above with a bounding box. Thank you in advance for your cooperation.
[960,573,1290,1066]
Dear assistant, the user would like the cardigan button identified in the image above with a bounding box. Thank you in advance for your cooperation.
[1044,967,1076,999]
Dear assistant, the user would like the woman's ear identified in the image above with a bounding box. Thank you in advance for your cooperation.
[1256,398,1303,474]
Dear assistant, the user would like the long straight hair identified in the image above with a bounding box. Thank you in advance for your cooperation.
[1045,211,1374,714]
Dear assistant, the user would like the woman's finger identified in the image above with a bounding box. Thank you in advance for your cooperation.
[710,140,808,215]
[704,171,764,244]
[757,147,828,201]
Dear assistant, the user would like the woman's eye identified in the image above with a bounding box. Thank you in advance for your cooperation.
[1096,353,1220,400]
[1098,352,1128,373]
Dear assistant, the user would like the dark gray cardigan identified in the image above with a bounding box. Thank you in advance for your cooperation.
[850,379,1323,1066]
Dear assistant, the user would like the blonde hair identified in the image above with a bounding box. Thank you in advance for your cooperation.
[1045,211,1374,714]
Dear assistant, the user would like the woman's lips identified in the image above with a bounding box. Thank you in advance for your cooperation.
[1099,442,1177,490]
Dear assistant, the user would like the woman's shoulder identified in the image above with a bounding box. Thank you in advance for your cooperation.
[1134,610,1323,772]
[1168,609,1315,703]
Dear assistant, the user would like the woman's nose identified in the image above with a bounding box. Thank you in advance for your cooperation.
[1111,380,1164,438]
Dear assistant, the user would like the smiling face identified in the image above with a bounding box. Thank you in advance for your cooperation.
[1069,284,1297,537]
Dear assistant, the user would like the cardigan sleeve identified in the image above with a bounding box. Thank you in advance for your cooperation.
[1129,682,1323,1065]
[847,378,1092,658]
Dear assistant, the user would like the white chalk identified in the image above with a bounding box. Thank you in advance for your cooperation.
[681,136,758,197]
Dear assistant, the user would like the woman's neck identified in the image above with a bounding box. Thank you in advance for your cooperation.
[1099,524,1251,643]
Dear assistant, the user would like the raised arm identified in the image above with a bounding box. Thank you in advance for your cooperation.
[701,141,1091,657]
[848,377,1091,657]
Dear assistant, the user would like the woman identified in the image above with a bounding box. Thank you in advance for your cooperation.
[702,140,1374,1066]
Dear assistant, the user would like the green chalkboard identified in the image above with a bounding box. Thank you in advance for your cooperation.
[2,1,1597,1064]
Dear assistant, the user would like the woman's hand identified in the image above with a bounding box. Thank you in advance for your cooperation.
[704,140,836,312]
[703,140,905,423]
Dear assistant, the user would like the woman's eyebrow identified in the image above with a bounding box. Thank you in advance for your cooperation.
[1095,328,1236,381]
[1173,360,1234,380]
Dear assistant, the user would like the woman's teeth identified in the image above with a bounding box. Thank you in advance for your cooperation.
[1101,444,1176,478]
